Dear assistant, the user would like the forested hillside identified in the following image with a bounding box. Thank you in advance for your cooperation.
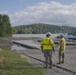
[14,23,76,34]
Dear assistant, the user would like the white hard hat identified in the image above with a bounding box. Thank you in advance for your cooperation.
[46,32,51,36]
[60,34,64,38]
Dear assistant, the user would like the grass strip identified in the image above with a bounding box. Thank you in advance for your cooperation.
[0,50,45,75]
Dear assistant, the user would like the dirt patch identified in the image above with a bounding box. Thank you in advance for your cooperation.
[0,56,8,63]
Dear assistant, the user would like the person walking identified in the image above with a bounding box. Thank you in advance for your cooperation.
[41,32,55,68]
[58,34,66,64]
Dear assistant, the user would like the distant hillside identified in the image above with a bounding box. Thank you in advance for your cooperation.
[14,23,76,34]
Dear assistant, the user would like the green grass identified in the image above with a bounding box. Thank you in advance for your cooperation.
[0,50,45,75]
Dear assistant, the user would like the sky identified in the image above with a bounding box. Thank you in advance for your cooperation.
[0,0,76,27]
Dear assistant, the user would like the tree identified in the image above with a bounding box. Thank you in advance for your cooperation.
[12,28,17,34]
[0,14,12,37]
[24,27,32,34]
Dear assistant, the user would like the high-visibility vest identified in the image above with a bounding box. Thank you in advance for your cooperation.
[58,38,66,50]
[41,37,54,50]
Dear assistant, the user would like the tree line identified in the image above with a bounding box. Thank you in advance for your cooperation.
[1,14,76,36]
[14,23,76,34]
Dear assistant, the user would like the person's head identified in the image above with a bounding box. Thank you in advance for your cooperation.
[46,32,51,37]
[60,34,64,38]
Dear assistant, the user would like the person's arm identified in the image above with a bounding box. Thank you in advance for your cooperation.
[51,39,55,53]
[41,46,43,52]
[41,39,44,52]
[52,46,55,53]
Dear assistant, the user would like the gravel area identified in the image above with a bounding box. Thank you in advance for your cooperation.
[12,34,76,75]
[18,45,76,75]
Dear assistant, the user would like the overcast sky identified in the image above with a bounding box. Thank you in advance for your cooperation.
[0,0,76,27]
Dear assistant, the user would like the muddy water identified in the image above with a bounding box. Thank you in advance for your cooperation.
[11,44,27,51]
[0,39,27,51]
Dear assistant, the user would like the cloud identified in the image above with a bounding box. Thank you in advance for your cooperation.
[0,11,8,14]
[10,1,76,27]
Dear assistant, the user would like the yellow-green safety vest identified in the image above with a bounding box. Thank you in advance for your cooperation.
[41,37,54,50]
[58,38,66,50]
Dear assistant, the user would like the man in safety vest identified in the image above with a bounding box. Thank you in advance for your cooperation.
[58,34,66,64]
[41,32,55,68]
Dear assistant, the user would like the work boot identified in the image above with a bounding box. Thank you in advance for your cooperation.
[44,66,48,69]
[48,66,52,69]
[44,64,48,69]
[62,58,64,63]
[49,63,52,69]
[61,61,64,63]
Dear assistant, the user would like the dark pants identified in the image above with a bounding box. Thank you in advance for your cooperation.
[44,50,52,67]
[59,50,65,63]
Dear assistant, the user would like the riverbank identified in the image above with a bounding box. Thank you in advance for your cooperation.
[0,34,76,75]
[0,50,45,75]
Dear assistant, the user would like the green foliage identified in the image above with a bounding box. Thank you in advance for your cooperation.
[0,14,12,37]
[11,27,17,34]
[24,27,32,34]
[14,23,76,34]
